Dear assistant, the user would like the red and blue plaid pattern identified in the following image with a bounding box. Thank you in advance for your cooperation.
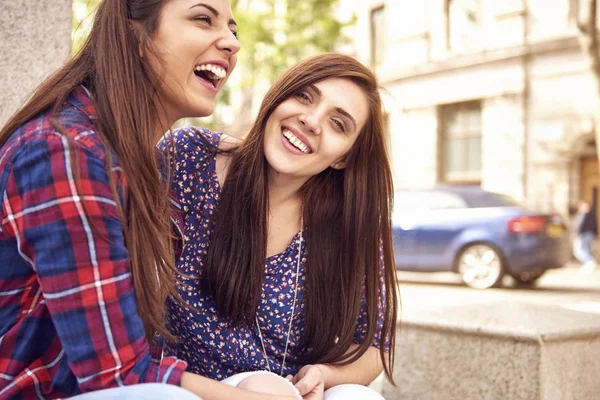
[0,88,186,399]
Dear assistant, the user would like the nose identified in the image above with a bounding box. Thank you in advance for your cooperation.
[217,29,241,56]
[299,112,322,136]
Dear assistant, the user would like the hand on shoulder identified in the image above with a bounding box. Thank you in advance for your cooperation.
[218,132,244,151]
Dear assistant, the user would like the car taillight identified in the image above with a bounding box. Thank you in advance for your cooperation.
[507,216,546,234]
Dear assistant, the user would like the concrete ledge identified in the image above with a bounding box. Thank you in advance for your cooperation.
[382,303,600,400]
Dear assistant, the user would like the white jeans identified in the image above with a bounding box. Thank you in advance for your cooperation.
[69,383,201,399]
[222,371,385,400]
[70,373,385,400]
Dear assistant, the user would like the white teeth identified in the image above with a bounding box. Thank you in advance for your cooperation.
[282,129,310,153]
[193,63,227,79]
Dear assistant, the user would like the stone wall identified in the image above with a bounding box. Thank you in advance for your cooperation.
[382,303,600,400]
[0,0,72,126]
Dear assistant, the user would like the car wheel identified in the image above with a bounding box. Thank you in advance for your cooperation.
[457,244,504,289]
[510,270,545,287]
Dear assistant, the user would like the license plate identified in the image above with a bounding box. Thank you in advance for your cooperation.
[546,224,564,238]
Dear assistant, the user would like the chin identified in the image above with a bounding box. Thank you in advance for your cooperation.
[188,103,214,119]
[177,92,213,117]
[266,156,303,177]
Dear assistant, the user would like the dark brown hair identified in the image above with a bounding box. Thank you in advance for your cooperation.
[0,0,178,340]
[204,53,399,381]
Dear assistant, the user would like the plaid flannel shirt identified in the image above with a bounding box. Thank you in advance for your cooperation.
[0,88,187,399]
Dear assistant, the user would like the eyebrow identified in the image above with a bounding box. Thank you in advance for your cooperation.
[308,84,358,132]
[190,3,237,26]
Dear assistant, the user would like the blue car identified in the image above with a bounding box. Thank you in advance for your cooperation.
[392,186,570,289]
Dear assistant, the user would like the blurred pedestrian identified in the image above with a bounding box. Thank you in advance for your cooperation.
[573,200,598,274]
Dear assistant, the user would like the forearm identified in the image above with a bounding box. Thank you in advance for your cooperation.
[317,345,383,389]
[180,372,300,400]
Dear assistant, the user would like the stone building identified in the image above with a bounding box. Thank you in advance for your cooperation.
[343,0,599,215]
[0,0,72,127]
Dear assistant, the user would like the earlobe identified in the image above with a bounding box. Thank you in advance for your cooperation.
[331,160,346,170]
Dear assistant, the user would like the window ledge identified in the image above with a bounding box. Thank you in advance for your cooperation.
[381,35,580,83]
[443,171,482,184]
[394,31,430,44]
[494,9,525,21]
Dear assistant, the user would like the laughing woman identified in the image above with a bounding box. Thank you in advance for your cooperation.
[164,53,399,399]
[0,1,300,399]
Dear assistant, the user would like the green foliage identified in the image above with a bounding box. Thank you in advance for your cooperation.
[234,0,354,89]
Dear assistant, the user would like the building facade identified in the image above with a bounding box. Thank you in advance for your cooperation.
[0,0,72,127]
[343,0,599,215]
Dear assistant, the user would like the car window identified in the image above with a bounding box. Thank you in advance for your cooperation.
[394,191,468,211]
[463,192,521,208]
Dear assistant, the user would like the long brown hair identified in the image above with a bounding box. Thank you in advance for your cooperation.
[0,0,178,339]
[204,53,399,381]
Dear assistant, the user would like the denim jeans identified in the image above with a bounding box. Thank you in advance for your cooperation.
[574,231,596,263]
[69,383,201,400]
[222,371,385,400]
[69,373,385,400]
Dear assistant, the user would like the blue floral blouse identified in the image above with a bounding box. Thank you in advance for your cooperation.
[162,127,385,380]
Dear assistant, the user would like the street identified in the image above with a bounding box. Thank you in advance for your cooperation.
[397,264,600,320]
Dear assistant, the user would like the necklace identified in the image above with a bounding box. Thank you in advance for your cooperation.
[255,219,303,376]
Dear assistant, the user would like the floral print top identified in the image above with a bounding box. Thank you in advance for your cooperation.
[162,127,385,380]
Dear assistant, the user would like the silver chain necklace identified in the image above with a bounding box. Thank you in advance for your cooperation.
[255,219,303,376]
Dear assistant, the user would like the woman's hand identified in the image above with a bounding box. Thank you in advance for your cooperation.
[288,365,326,400]
[181,371,301,400]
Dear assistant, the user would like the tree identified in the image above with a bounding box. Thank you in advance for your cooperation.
[576,0,600,168]
[223,0,353,131]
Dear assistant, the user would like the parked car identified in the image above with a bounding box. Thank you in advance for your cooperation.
[392,185,570,289]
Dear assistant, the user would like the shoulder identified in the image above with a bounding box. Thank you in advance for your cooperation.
[159,127,238,181]
[160,127,223,205]
[160,127,221,156]
[218,132,243,151]
[0,105,106,174]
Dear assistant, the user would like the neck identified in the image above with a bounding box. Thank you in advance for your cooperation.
[153,104,176,144]
[267,170,307,212]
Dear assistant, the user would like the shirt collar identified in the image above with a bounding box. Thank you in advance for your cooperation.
[68,85,97,121]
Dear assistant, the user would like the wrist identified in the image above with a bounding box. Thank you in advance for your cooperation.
[314,364,335,389]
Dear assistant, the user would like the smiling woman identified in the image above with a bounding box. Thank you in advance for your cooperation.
[162,53,398,399]
[263,78,369,178]
[140,0,239,125]
[0,0,295,399]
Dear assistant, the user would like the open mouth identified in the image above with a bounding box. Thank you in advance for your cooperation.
[193,63,227,89]
[283,128,311,154]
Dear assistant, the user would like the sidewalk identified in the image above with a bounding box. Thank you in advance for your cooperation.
[539,262,600,288]
[540,263,600,315]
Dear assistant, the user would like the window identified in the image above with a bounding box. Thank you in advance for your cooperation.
[439,101,482,183]
[447,0,482,52]
[370,6,386,66]
[398,1,428,37]
[393,191,468,216]
[570,0,589,25]
[383,112,391,152]
[490,0,523,19]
